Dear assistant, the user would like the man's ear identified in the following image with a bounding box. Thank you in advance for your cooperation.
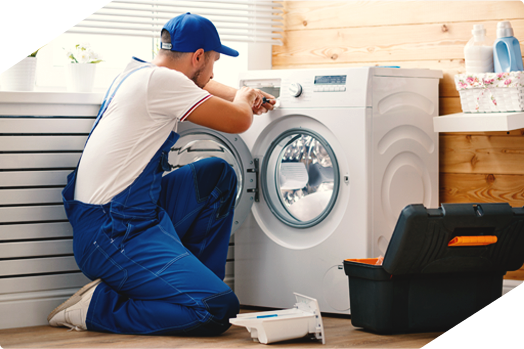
[192,49,205,67]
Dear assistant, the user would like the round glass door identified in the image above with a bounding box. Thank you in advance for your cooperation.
[261,129,339,228]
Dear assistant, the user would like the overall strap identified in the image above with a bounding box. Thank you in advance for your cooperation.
[87,65,150,141]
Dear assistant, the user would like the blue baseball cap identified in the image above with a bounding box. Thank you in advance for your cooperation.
[160,13,239,57]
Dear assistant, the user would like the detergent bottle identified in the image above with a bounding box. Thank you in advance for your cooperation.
[493,21,524,73]
[464,24,494,73]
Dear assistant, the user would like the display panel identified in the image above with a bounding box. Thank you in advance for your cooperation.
[314,75,347,85]
[258,86,280,99]
[242,79,281,98]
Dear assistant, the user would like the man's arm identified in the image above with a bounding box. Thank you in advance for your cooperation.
[185,86,257,134]
[203,80,237,102]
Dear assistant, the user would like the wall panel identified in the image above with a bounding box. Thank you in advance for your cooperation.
[274,20,524,66]
[440,173,524,207]
[440,133,524,174]
[282,1,524,29]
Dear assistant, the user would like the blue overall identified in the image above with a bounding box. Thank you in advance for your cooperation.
[62,65,239,335]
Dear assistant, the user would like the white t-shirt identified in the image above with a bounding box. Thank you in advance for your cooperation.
[75,57,211,204]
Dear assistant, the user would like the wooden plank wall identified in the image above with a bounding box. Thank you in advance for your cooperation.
[273,1,524,280]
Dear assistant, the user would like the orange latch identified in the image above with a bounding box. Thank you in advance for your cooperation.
[345,258,383,265]
[448,235,498,247]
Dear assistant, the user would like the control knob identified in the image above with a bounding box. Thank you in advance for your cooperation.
[288,82,303,98]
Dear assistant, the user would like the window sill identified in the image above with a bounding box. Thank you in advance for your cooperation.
[0,91,103,117]
[0,90,104,104]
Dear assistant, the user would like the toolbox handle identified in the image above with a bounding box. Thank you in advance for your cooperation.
[448,235,498,247]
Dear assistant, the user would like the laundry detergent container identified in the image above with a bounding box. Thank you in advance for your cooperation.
[344,203,524,334]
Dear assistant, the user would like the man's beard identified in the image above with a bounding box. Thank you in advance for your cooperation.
[191,67,205,88]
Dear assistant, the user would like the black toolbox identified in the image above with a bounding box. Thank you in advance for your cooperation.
[343,203,524,334]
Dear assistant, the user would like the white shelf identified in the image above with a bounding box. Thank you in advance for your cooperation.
[433,112,524,133]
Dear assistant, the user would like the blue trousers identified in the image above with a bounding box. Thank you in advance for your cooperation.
[63,133,239,335]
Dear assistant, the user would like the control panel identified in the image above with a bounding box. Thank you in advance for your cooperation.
[239,68,373,108]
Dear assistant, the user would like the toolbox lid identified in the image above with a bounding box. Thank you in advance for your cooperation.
[382,203,524,276]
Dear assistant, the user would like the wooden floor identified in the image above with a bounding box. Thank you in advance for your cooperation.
[0,310,442,348]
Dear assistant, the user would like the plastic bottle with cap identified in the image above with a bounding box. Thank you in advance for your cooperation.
[493,21,523,73]
[464,24,494,74]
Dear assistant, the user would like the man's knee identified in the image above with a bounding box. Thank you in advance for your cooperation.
[203,289,240,321]
[184,290,239,336]
[192,158,237,201]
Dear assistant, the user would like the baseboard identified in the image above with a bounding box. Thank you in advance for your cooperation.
[0,289,77,329]
[502,280,524,316]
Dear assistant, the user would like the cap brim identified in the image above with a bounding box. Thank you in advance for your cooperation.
[216,44,239,57]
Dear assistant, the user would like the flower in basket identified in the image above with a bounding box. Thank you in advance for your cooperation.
[65,43,103,64]
[0,30,44,57]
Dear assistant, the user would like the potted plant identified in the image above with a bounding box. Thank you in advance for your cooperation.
[65,43,103,93]
[0,30,44,91]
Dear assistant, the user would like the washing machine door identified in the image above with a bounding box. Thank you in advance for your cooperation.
[249,113,349,251]
[261,129,340,228]
[164,122,256,232]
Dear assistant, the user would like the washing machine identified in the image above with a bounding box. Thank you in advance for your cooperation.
[168,67,443,314]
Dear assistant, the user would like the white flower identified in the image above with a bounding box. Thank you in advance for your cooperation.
[65,43,103,64]
[89,51,100,61]
[78,51,90,63]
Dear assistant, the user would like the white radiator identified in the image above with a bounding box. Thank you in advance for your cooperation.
[0,92,234,329]
[0,93,102,329]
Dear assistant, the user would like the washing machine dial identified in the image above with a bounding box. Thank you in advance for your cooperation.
[288,82,303,98]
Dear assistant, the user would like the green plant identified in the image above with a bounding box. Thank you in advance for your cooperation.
[0,30,44,57]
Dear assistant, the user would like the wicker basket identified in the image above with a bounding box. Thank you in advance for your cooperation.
[455,72,524,113]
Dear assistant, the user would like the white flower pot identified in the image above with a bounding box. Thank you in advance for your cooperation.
[0,57,37,91]
[66,63,97,93]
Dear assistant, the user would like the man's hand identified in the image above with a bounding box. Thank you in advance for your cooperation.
[233,86,258,108]
[252,91,276,115]
[233,87,275,116]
